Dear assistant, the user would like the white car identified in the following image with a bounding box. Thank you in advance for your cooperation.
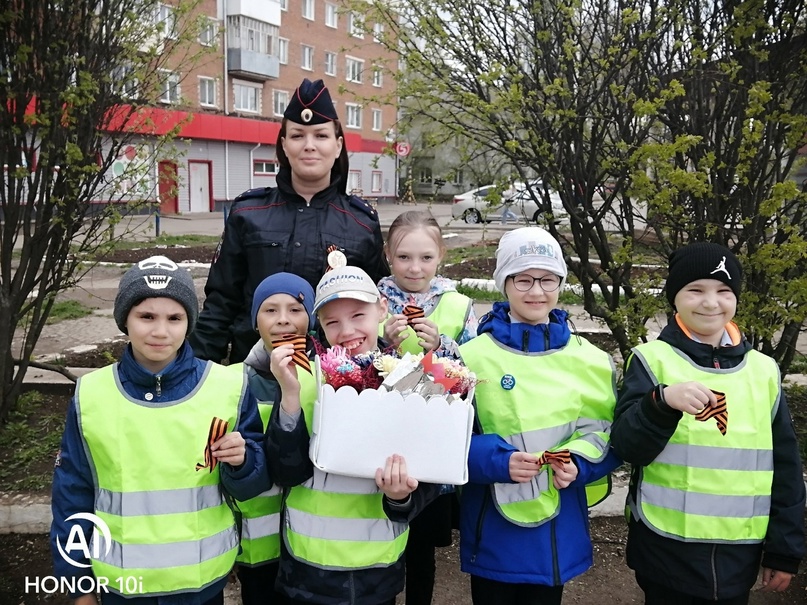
[451,183,568,225]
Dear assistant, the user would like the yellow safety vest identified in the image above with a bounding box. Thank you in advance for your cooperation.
[76,362,244,595]
[282,371,409,569]
[630,341,779,543]
[380,291,472,354]
[460,333,616,527]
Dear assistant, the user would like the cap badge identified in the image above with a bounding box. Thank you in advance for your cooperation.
[301,108,313,123]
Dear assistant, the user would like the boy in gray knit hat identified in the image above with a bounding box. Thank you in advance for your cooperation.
[51,255,271,603]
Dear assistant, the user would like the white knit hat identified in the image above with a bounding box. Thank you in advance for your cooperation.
[492,228,567,294]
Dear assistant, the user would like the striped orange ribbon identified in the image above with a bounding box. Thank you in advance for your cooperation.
[196,417,229,473]
[537,449,572,467]
[324,244,338,272]
[271,334,312,373]
[402,304,425,324]
[695,390,728,436]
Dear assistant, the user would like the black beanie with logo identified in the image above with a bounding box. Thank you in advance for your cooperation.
[665,242,742,306]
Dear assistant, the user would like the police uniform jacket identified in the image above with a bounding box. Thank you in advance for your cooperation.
[611,320,805,600]
[190,168,388,363]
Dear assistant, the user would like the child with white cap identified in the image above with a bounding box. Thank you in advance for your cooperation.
[457,228,620,605]
[265,265,440,604]
[611,242,805,603]
[50,255,268,605]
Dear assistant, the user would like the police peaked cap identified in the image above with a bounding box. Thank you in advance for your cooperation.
[284,79,339,125]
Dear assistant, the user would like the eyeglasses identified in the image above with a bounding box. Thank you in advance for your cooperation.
[509,273,561,292]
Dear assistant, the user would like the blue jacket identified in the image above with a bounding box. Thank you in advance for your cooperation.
[50,341,269,605]
[459,303,621,585]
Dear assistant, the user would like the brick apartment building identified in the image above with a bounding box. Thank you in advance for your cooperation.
[125,0,398,213]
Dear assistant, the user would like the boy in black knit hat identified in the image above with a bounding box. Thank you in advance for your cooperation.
[51,255,269,605]
[611,242,805,604]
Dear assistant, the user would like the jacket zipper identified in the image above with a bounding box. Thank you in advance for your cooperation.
[711,544,718,600]
[471,490,490,563]
[551,519,561,585]
[155,374,162,397]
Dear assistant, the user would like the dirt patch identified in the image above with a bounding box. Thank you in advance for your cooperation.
[94,244,219,265]
[59,339,128,368]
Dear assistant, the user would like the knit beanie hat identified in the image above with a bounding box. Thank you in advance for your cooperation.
[665,242,742,306]
[113,255,198,335]
[492,227,568,294]
[251,272,315,331]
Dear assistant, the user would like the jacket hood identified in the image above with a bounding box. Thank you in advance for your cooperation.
[244,339,271,371]
[478,302,571,352]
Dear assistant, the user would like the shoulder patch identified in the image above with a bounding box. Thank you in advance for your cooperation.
[234,187,270,202]
[348,195,379,220]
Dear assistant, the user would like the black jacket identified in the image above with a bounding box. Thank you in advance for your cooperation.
[189,169,388,363]
[611,319,805,600]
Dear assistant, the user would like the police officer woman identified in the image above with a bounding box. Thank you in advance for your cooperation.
[190,78,389,363]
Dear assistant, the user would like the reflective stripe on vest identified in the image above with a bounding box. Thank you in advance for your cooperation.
[283,371,408,569]
[381,291,472,355]
[459,333,616,527]
[76,362,243,595]
[233,362,284,566]
[630,341,778,543]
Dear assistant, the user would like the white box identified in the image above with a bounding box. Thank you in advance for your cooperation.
[309,358,475,485]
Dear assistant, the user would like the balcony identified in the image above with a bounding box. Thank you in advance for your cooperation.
[227,0,281,25]
[227,49,279,80]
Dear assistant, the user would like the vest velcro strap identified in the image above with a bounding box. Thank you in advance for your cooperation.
[287,509,406,542]
[641,482,771,518]
[96,525,238,569]
[96,485,225,516]
[242,513,281,540]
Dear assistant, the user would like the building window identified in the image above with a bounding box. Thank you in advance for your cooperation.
[301,45,314,71]
[199,19,218,46]
[346,57,363,83]
[373,22,384,42]
[273,90,288,116]
[345,103,362,129]
[419,168,432,184]
[228,16,279,55]
[348,12,363,38]
[279,0,287,9]
[371,171,382,193]
[348,170,361,192]
[324,52,337,76]
[278,38,288,64]
[157,4,176,39]
[233,80,260,113]
[199,77,216,106]
[452,170,464,186]
[372,68,382,87]
[254,160,278,176]
[372,109,382,131]
[325,3,338,28]
[158,70,180,104]
[302,0,314,20]
[112,64,138,99]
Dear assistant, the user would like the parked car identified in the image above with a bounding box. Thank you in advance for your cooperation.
[451,182,568,225]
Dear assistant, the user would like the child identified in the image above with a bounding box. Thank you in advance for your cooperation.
[611,242,805,603]
[265,265,440,605]
[377,209,478,604]
[50,255,268,605]
[379,209,477,356]
[235,272,316,604]
[457,227,620,605]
